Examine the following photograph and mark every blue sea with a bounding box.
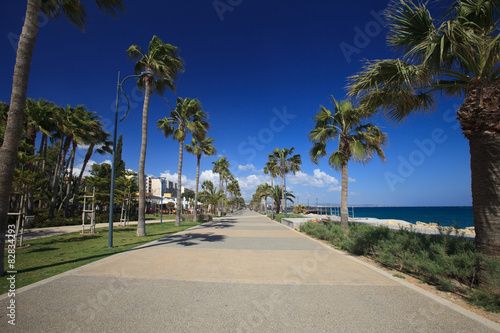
[351,206,474,229]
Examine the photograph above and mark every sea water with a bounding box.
[351,206,473,229]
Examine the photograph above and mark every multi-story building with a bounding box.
[144,176,182,198]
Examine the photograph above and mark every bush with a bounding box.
[300,220,500,312]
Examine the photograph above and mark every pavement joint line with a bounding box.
[285,224,500,332]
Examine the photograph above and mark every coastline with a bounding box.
[285,214,476,239]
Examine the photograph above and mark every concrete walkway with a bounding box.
[2,209,499,332]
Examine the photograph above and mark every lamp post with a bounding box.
[284,173,288,218]
[160,177,165,224]
[108,71,152,249]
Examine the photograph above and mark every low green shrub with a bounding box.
[300,221,500,313]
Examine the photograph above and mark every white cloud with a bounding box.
[288,169,340,189]
[72,159,111,178]
[237,164,258,172]
[349,177,356,182]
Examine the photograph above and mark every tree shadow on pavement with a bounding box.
[136,232,226,249]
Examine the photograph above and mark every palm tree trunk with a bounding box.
[218,174,223,215]
[0,0,41,276]
[137,80,152,237]
[270,177,274,215]
[176,139,184,226]
[281,175,285,213]
[340,162,349,230]
[469,135,500,287]
[70,144,94,217]
[194,154,201,222]
[48,136,71,220]
[63,141,77,217]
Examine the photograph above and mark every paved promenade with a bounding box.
[2,210,499,332]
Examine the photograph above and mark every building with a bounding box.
[144,176,183,198]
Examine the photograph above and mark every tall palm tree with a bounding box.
[267,185,295,215]
[69,121,111,217]
[127,35,184,236]
[309,96,387,230]
[0,0,125,276]
[199,186,225,215]
[264,159,279,214]
[269,147,302,214]
[157,97,208,226]
[48,105,89,220]
[212,156,230,213]
[185,135,216,222]
[347,0,500,263]
[24,98,57,213]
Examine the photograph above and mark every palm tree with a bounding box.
[48,105,88,220]
[269,147,302,214]
[264,159,279,215]
[24,98,57,213]
[0,0,125,276]
[69,122,111,217]
[199,186,225,215]
[212,156,230,214]
[185,135,216,222]
[267,185,295,215]
[127,35,184,236]
[347,0,500,263]
[157,97,208,226]
[309,96,387,230]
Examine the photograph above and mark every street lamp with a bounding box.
[108,71,153,249]
[160,177,165,224]
[284,173,288,218]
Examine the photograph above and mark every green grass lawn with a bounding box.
[1,221,200,294]
[145,214,176,221]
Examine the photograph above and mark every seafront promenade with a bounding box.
[1,209,498,332]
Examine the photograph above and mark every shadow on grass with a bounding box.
[28,247,59,253]
[18,252,115,274]
[32,234,101,246]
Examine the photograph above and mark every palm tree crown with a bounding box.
[185,134,216,221]
[126,35,184,95]
[269,147,302,213]
[347,0,500,263]
[309,96,387,230]
[158,97,208,226]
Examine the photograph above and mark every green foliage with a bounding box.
[293,204,307,214]
[300,221,500,312]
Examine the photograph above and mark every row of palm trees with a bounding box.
[251,147,302,214]
[0,0,127,276]
[0,98,112,220]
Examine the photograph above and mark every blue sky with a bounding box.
[1,0,471,206]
